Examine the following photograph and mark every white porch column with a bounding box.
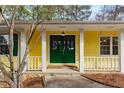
[20,30,27,71]
[42,31,46,73]
[80,31,84,73]
[120,31,124,73]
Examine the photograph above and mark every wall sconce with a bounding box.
[61,31,65,36]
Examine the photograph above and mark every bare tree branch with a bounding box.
[0,7,10,28]
[29,23,44,52]
[27,21,42,44]
[18,21,42,74]
[0,62,11,68]
[8,6,18,82]
[0,61,13,82]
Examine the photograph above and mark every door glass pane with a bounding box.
[0,35,9,54]
[0,35,9,44]
[113,37,118,45]
[52,40,61,50]
[100,37,110,55]
[100,37,110,45]
[100,46,110,55]
[113,46,118,55]
[112,37,118,55]
[64,41,67,49]
[69,40,74,50]
[52,41,58,50]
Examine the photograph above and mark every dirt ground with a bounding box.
[0,81,11,88]
[83,73,124,88]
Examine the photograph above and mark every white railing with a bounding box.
[26,56,120,72]
[84,56,120,71]
[27,56,42,71]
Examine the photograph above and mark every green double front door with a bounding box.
[50,35,75,64]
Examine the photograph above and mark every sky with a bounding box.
[90,5,102,20]
[92,5,101,12]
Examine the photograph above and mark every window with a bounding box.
[112,37,118,55]
[0,35,9,54]
[100,36,118,55]
[0,34,18,56]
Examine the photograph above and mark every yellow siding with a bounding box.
[84,32,99,56]
[1,56,18,71]
[29,31,41,56]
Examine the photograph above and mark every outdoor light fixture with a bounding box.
[61,31,65,36]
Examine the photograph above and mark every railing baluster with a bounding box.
[99,57,101,70]
[35,56,36,70]
[90,57,92,70]
[27,56,29,70]
[28,57,30,70]
[104,57,106,70]
[93,56,95,70]
[112,57,114,71]
[115,57,116,70]
[115,57,117,71]
[86,57,88,70]
[87,58,90,69]
[31,57,33,70]
[111,57,113,71]
[38,57,39,70]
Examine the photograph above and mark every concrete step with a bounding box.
[44,68,81,82]
[44,73,81,83]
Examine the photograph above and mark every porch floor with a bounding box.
[46,68,79,74]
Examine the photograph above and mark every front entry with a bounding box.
[50,35,75,64]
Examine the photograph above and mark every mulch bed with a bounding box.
[0,81,11,88]
[82,73,124,88]
[22,76,44,88]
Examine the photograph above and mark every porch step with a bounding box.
[44,68,81,82]
[45,73,80,77]
[46,68,79,74]
[44,73,81,84]
[45,68,80,81]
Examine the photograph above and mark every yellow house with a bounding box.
[0,21,124,73]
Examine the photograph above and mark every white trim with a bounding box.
[120,31,124,73]
[20,31,26,62]
[42,31,46,73]
[80,31,84,73]
[20,30,27,71]
[17,32,20,69]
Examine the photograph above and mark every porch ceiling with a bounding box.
[0,21,124,32]
[43,24,124,32]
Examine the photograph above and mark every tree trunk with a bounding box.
[9,5,18,87]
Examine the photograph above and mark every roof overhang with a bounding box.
[0,21,124,32]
